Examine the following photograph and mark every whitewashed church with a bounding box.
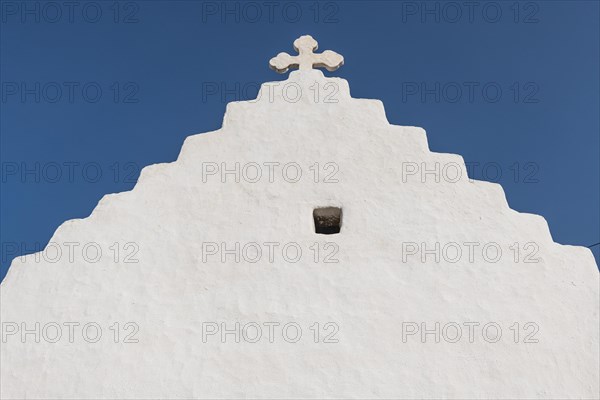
[1,36,598,399]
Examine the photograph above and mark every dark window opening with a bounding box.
[313,207,342,234]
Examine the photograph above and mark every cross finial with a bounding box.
[269,35,344,74]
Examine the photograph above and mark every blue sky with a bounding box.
[1,0,598,280]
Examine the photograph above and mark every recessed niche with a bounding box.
[313,207,342,234]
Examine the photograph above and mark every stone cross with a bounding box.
[269,35,344,74]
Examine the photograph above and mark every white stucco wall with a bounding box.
[1,70,598,399]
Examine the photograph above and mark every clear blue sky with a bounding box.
[1,0,598,280]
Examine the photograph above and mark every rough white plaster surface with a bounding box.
[1,69,598,399]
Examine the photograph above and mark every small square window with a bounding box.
[313,207,342,234]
